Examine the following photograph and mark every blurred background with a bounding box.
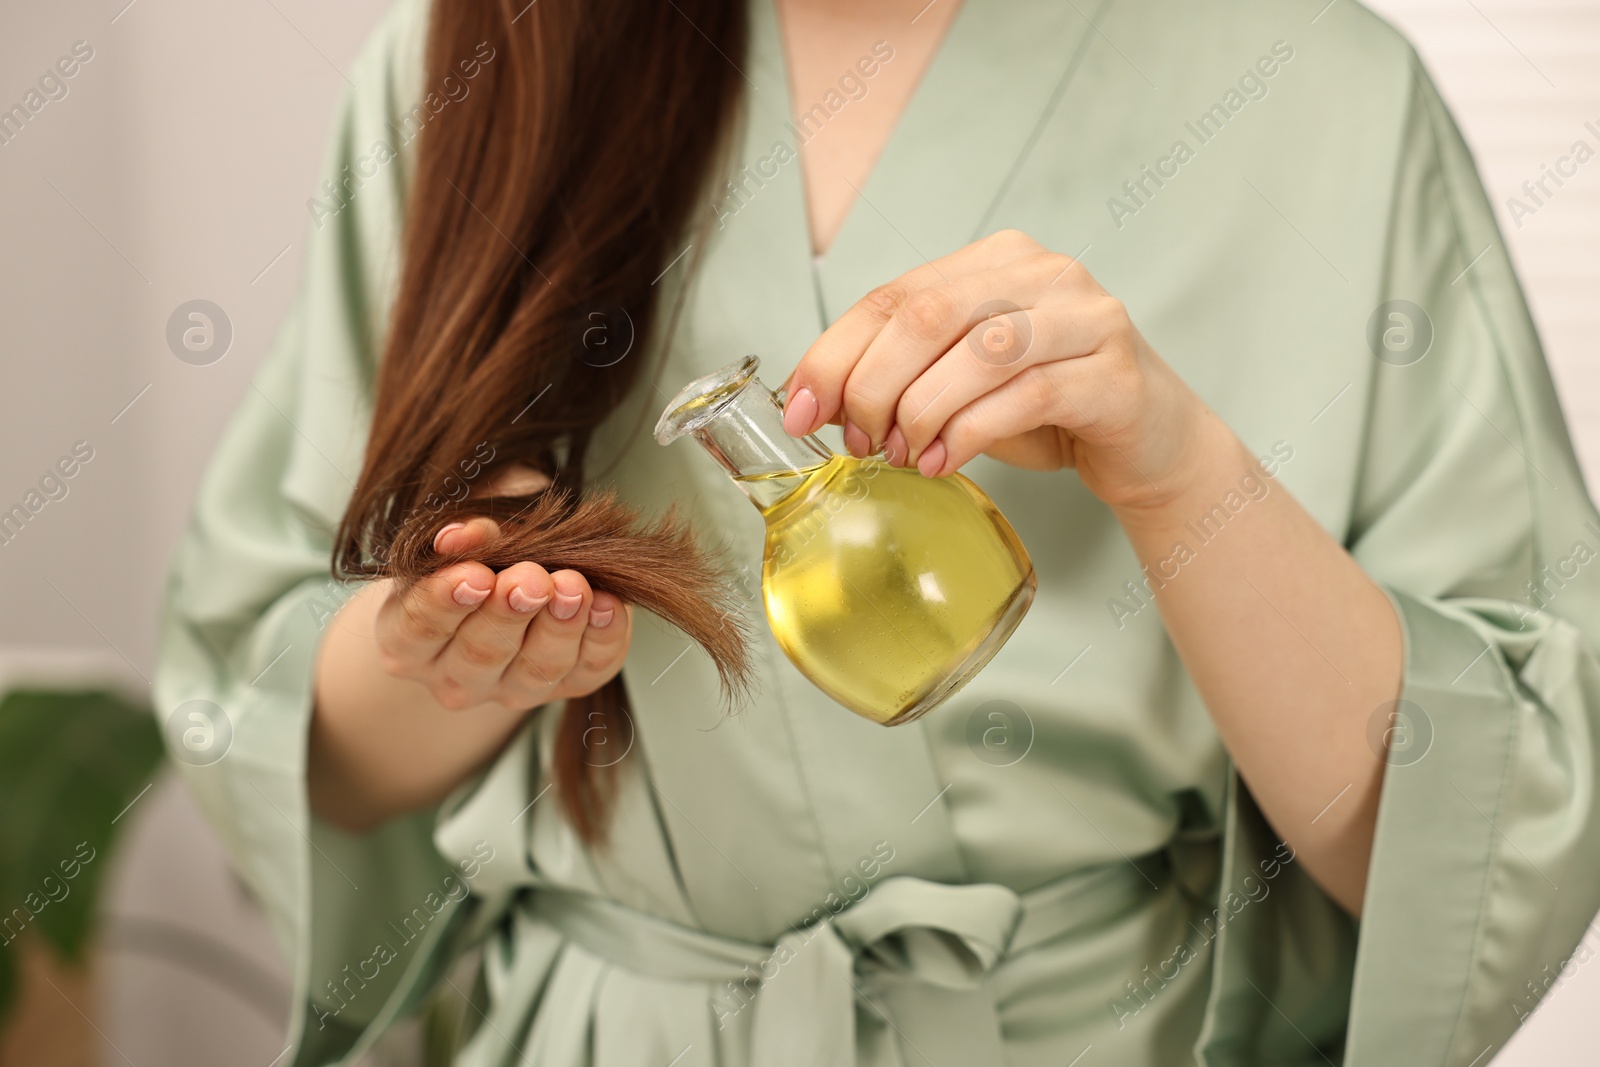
[0,0,1596,1063]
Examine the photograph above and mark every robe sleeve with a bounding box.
[1196,51,1600,1067]
[149,2,478,1063]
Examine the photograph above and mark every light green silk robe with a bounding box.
[153,0,1600,1063]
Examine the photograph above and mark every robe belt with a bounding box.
[518,845,1199,1066]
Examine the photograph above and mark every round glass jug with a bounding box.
[655,355,1036,725]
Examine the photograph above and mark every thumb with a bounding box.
[433,515,501,554]
[433,462,551,554]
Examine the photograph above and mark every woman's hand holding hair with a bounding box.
[310,465,632,833]
[379,466,632,715]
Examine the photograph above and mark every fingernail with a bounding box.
[550,592,582,621]
[783,386,819,436]
[884,425,907,466]
[433,522,466,552]
[509,586,549,614]
[843,419,870,459]
[917,440,947,478]
[589,606,615,629]
[453,580,491,607]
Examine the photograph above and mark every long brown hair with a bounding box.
[333,0,751,841]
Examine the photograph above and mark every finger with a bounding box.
[782,230,1044,438]
[892,290,1124,466]
[553,593,633,697]
[838,254,1069,453]
[434,562,554,703]
[884,424,911,467]
[433,515,501,555]
[377,559,499,668]
[475,463,551,499]
[501,569,593,693]
[921,364,1072,476]
[374,512,503,669]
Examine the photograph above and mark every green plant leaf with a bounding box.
[0,689,163,971]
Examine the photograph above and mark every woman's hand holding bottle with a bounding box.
[780,228,1400,913]
[780,227,1239,522]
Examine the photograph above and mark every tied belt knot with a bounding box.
[514,846,1203,1066]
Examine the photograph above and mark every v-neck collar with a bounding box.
[647,0,1112,902]
[742,0,1107,329]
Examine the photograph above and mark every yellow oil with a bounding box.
[741,455,1036,725]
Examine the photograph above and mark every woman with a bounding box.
[154,0,1600,1063]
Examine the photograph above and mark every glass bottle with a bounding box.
[654,355,1036,726]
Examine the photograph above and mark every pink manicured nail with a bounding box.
[783,386,819,436]
[433,522,466,552]
[452,580,491,607]
[589,606,615,629]
[917,440,947,478]
[508,586,549,614]
[884,426,907,466]
[842,420,870,459]
[549,592,583,621]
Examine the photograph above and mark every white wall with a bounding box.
[0,0,390,668]
[1,0,1596,1063]
[1364,0,1600,489]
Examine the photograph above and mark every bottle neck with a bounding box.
[694,382,832,509]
